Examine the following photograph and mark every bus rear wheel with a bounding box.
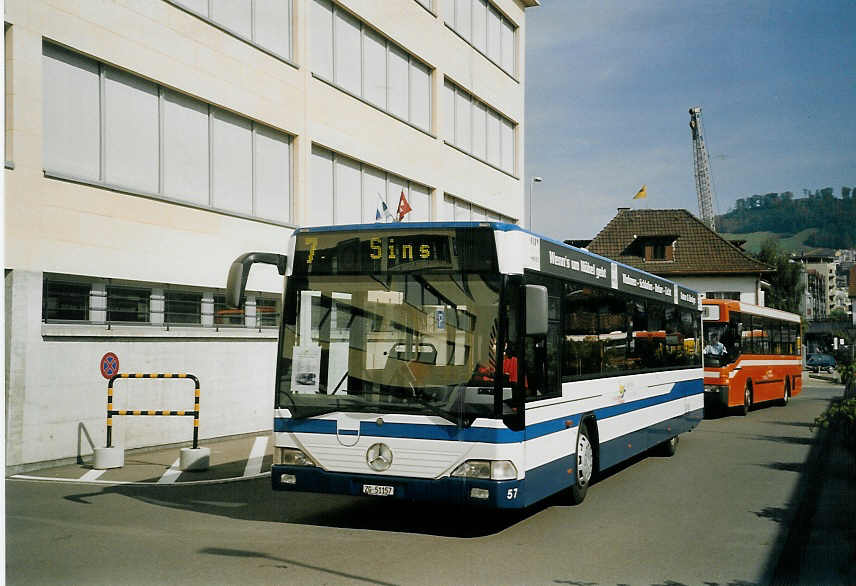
[740,382,753,416]
[779,377,791,406]
[569,423,594,505]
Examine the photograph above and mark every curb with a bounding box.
[769,418,830,584]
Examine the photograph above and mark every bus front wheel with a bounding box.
[569,423,594,505]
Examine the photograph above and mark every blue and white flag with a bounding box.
[376,193,393,222]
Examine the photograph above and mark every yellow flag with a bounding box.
[633,185,647,199]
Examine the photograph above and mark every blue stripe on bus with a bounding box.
[295,221,507,234]
[273,415,579,443]
[273,417,526,443]
[593,378,702,421]
[273,378,701,443]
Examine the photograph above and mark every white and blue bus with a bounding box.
[227,222,703,508]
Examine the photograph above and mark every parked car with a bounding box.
[807,353,836,373]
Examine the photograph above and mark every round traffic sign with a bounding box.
[100,352,120,379]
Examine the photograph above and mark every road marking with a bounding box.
[157,458,182,484]
[243,436,269,477]
[79,469,106,482]
[10,471,269,486]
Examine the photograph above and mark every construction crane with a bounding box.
[689,106,717,231]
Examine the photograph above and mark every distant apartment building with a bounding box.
[4,0,538,471]
[850,265,856,325]
[800,251,849,320]
[803,268,826,321]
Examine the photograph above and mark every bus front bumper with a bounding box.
[704,384,730,407]
[271,465,526,508]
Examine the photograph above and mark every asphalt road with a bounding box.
[6,378,842,585]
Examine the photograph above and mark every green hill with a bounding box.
[720,229,818,255]
[716,189,856,249]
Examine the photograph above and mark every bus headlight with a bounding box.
[451,460,517,481]
[277,447,315,466]
[704,384,729,394]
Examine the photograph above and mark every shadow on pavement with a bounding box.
[746,433,816,446]
[198,547,398,585]
[61,476,555,538]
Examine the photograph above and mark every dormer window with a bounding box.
[620,235,676,262]
[646,242,673,261]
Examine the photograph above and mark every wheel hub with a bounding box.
[577,433,593,487]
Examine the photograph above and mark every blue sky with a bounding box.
[524,0,856,240]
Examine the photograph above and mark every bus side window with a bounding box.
[729,311,742,355]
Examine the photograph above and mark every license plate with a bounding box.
[362,484,394,497]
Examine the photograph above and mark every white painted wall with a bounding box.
[5,271,276,471]
[674,275,763,306]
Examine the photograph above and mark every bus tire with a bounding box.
[778,377,791,406]
[569,423,594,505]
[740,381,753,416]
[655,434,679,457]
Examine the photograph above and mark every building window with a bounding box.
[43,277,90,321]
[171,0,293,61]
[42,274,279,329]
[443,0,517,76]
[440,193,515,224]
[256,297,281,328]
[107,285,150,323]
[443,79,516,175]
[645,243,672,261]
[5,22,13,168]
[310,145,431,226]
[42,42,292,225]
[214,294,244,325]
[706,291,740,301]
[635,237,675,262]
[311,0,432,132]
[165,290,202,325]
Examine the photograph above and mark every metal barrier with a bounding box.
[106,373,200,449]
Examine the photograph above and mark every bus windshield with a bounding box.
[276,228,505,425]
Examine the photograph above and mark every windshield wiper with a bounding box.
[285,394,369,419]
[330,370,348,395]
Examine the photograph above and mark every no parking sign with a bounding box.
[100,352,120,379]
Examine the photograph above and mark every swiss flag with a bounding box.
[397,190,412,221]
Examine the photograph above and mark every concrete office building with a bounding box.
[4,0,537,471]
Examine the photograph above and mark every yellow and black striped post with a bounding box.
[106,373,201,449]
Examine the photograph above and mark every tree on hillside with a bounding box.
[717,187,856,249]
[757,238,804,314]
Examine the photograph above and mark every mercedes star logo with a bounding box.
[366,443,393,472]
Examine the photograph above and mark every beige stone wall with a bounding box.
[4,0,532,468]
[5,0,527,288]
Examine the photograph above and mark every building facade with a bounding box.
[800,252,836,320]
[4,0,537,471]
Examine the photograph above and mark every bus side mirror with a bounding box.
[226,252,288,308]
[525,285,548,336]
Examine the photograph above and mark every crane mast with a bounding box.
[689,107,716,231]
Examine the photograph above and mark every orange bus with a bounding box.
[702,299,802,414]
